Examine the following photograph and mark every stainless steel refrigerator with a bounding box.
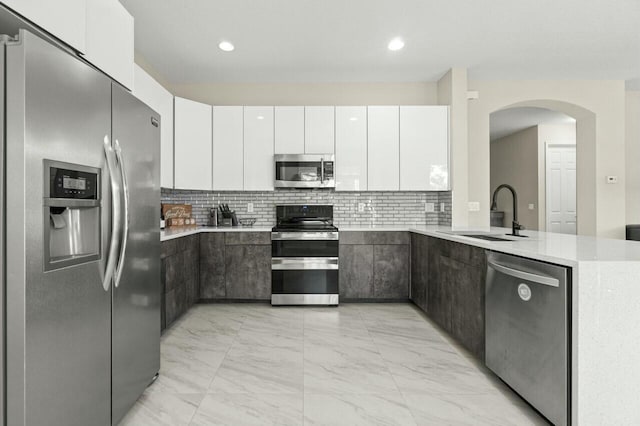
[0,29,161,425]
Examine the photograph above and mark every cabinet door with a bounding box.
[174,97,212,190]
[244,106,274,191]
[368,106,399,190]
[335,106,367,191]
[275,106,304,154]
[225,245,271,299]
[400,106,449,190]
[410,233,429,312]
[133,65,174,188]
[4,0,86,52]
[213,106,244,190]
[84,0,134,89]
[304,106,335,154]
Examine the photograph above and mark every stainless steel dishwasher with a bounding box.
[485,251,570,426]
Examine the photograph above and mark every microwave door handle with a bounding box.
[320,158,324,183]
[113,139,129,288]
[102,136,122,292]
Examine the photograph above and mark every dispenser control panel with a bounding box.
[49,167,98,199]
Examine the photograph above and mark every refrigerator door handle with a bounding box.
[102,135,122,291]
[113,139,129,288]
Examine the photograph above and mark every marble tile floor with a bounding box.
[120,303,548,426]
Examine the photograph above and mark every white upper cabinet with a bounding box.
[274,106,304,154]
[83,0,134,90]
[399,106,449,191]
[244,107,274,191]
[133,65,174,188]
[367,106,399,191]
[304,106,335,154]
[213,106,244,190]
[335,106,367,191]
[174,97,212,190]
[3,0,87,52]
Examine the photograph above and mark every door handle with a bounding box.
[102,136,121,292]
[487,260,559,287]
[113,139,129,288]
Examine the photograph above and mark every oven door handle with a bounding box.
[272,257,339,270]
[271,232,339,241]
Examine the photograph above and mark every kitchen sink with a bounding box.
[459,234,512,242]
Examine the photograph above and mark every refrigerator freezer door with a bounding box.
[0,38,5,423]
[111,84,161,425]
[4,31,112,426]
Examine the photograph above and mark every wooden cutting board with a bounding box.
[162,204,192,220]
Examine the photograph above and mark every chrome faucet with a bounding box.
[491,184,526,237]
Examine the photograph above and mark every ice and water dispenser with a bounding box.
[44,160,101,271]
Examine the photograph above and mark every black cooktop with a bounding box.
[272,205,338,232]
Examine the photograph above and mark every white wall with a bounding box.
[170,82,438,106]
[467,80,626,238]
[537,123,576,231]
[490,126,539,230]
[437,68,468,227]
[626,91,640,225]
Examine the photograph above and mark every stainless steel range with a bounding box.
[271,205,339,306]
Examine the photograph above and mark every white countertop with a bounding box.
[161,226,273,241]
[161,224,640,265]
[407,225,640,267]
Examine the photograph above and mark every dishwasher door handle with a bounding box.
[488,260,559,287]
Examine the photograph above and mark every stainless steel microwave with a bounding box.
[274,154,335,188]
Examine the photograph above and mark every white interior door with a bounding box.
[546,144,577,234]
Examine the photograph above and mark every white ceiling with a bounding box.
[490,107,575,141]
[121,0,640,85]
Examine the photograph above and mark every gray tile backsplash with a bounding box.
[161,188,452,227]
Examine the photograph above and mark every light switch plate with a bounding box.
[440,203,446,212]
[358,203,365,212]
[425,202,435,212]
[468,201,480,212]
[528,203,535,210]
[247,202,254,213]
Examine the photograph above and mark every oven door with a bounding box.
[274,154,335,188]
[271,258,339,305]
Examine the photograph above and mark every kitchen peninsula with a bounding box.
[162,225,640,425]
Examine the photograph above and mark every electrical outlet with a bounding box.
[468,201,480,212]
[606,176,618,184]
[247,202,254,213]
[528,203,535,210]
[440,203,446,212]
[358,203,365,212]
[425,202,435,213]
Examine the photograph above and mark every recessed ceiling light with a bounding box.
[388,37,405,51]
[349,117,358,121]
[257,115,264,120]
[218,41,234,52]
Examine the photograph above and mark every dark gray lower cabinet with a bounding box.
[225,244,271,299]
[161,234,200,332]
[200,231,271,301]
[340,231,409,301]
[373,245,409,298]
[199,233,226,299]
[410,233,429,312]
[339,245,374,299]
[410,234,487,361]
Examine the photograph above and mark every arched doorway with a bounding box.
[489,106,577,234]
